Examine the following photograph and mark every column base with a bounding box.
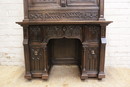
[42,72,49,80]
[80,71,88,80]
[98,72,105,80]
[25,73,32,80]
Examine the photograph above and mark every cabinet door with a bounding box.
[86,46,99,71]
[30,45,44,72]
[30,0,59,7]
[67,0,99,7]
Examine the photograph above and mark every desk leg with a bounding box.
[81,44,88,80]
[42,44,49,80]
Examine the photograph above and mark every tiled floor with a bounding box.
[0,65,130,87]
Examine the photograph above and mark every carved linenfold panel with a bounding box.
[30,47,43,71]
[44,25,82,42]
[86,47,99,71]
[84,25,100,42]
[29,10,98,21]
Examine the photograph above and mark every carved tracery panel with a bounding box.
[29,10,99,21]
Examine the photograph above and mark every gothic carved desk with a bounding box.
[16,0,112,80]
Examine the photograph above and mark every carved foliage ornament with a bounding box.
[30,26,42,42]
[44,25,82,42]
[31,48,42,60]
[29,25,100,43]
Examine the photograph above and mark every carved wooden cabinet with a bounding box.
[16,0,112,80]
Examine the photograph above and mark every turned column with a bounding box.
[99,0,105,20]
[23,0,29,21]
[23,25,32,79]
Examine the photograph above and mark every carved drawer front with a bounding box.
[30,45,44,72]
[85,46,99,71]
[84,25,100,42]
[29,10,99,21]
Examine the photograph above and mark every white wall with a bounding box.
[105,0,130,68]
[0,0,130,68]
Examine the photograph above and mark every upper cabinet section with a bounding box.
[29,0,99,7]
[24,0,105,21]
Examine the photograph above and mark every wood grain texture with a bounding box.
[0,66,130,87]
[16,0,112,80]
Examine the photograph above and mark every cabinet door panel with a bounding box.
[67,0,98,6]
[32,0,57,3]
[30,0,59,7]
[86,46,99,71]
[30,46,44,72]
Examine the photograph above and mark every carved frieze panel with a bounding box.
[84,25,100,42]
[29,26,43,42]
[29,25,82,43]
[44,25,82,42]
[29,10,98,21]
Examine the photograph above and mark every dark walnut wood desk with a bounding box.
[16,0,112,80]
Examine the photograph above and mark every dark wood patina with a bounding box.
[16,0,112,80]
